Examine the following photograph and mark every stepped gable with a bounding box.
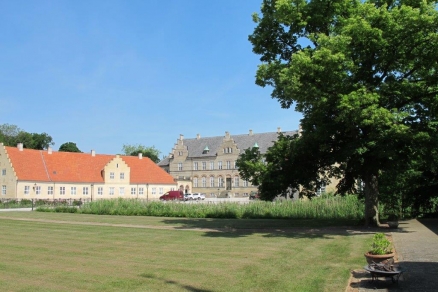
[5,146,50,181]
[182,130,297,158]
[121,155,175,184]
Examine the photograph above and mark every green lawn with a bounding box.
[0,212,371,292]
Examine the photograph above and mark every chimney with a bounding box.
[277,127,281,133]
[180,134,184,141]
[249,129,253,136]
[138,153,143,159]
[48,146,52,154]
[17,143,23,151]
[91,150,95,157]
[196,134,200,140]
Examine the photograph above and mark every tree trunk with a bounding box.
[363,173,380,227]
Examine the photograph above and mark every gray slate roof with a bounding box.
[158,130,297,166]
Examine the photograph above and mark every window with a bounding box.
[35,186,41,195]
[226,161,231,169]
[243,180,248,187]
[109,187,115,195]
[48,186,53,195]
[218,177,224,188]
[234,177,239,187]
[98,187,103,196]
[210,161,214,170]
[120,172,125,180]
[24,186,30,195]
[71,187,76,195]
[178,151,183,156]
[234,161,237,169]
[131,187,136,195]
[218,161,222,170]
[119,187,125,196]
[159,187,163,195]
[110,172,115,179]
[60,186,65,195]
[1,169,6,176]
[193,162,198,170]
[2,185,6,195]
[178,163,183,171]
[202,162,206,170]
[202,177,206,187]
[151,188,156,195]
[193,177,198,187]
[224,147,233,154]
[83,187,89,195]
[139,187,144,195]
[210,176,214,187]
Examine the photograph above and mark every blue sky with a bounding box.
[0,0,302,157]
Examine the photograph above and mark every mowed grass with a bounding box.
[0,212,371,292]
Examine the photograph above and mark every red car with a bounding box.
[159,191,184,201]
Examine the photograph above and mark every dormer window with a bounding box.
[223,147,232,154]
[203,146,209,154]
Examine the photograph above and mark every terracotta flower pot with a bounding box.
[364,252,395,265]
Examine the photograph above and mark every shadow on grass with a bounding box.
[159,217,383,239]
[139,272,214,292]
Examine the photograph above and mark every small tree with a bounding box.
[121,144,161,163]
[59,142,81,153]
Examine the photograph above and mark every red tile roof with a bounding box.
[5,146,175,184]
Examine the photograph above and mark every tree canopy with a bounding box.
[59,142,82,153]
[121,144,161,163]
[0,123,54,150]
[248,0,438,225]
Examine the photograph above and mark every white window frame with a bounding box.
[202,177,206,188]
[110,172,115,179]
[234,177,239,187]
[202,162,206,170]
[120,172,125,180]
[35,186,41,195]
[193,162,198,170]
[226,161,231,169]
[139,187,144,195]
[71,187,76,195]
[98,187,103,196]
[210,161,214,170]
[131,187,136,195]
[193,177,198,188]
[1,169,6,176]
[178,163,183,171]
[1,185,6,195]
[159,187,163,195]
[151,187,156,195]
[119,187,125,196]
[218,177,224,188]
[218,161,222,170]
[60,186,65,195]
[243,180,248,187]
[48,186,53,195]
[109,187,115,196]
[210,176,214,187]
[24,186,30,195]
[83,187,89,195]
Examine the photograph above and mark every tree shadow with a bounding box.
[418,218,438,236]
[139,272,214,292]
[159,217,386,239]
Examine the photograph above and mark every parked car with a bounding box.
[191,193,205,200]
[184,193,194,201]
[159,191,184,201]
[249,191,260,200]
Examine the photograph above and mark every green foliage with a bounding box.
[370,233,392,255]
[59,142,81,152]
[122,144,161,163]
[0,123,54,149]
[248,0,438,225]
[44,196,364,221]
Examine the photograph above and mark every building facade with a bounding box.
[0,143,177,201]
[159,128,300,197]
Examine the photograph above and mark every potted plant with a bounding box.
[387,213,399,229]
[364,233,395,265]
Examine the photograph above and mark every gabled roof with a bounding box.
[158,130,297,165]
[4,146,175,184]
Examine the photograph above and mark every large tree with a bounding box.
[249,0,438,225]
[121,144,161,163]
[0,123,54,149]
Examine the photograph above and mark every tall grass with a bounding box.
[37,195,364,220]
